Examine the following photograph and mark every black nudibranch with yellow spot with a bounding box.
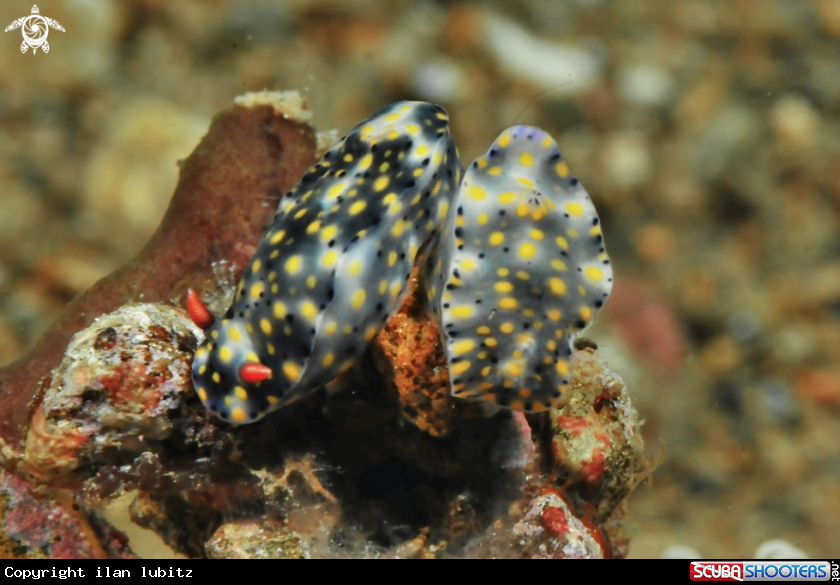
[187,103,612,424]
[189,101,461,423]
[429,125,613,413]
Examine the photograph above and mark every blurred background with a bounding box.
[1,0,839,558]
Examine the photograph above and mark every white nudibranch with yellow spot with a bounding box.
[188,101,461,423]
[188,105,612,424]
[429,125,613,412]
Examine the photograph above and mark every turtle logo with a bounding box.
[5,5,65,55]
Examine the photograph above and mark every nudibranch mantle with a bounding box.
[189,102,612,424]
[430,125,613,412]
[190,101,461,423]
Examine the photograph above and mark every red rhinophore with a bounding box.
[186,289,214,330]
[239,363,272,384]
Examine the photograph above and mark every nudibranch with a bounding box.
[429,125,613,412]
[188,101,461,423]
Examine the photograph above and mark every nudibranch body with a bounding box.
[190,101,461,423]
[430,125,613,412]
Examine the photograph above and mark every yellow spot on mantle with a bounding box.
[301,301,318,321]
[451,360,471,375]
[450,306,473,319]
[351,289,366,310]
[548,278,567,296]
[321,224,337,241]
[565,202,584,216]
[270,230,286,245]
[518,242,536,259]
[498,191,515,205]
[285,255,302,275]
[306,219,322,234]
[283,361,301,381]
[348,201,367,216]
[585,266,604,280]
[322,250,338,267]
[499,297,518,310]
[452,340,475,355]
[469,186,486,201]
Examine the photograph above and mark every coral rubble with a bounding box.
[24,304,201,483]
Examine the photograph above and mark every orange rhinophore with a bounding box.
[186,289,215,330]
[239,363,273,384]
